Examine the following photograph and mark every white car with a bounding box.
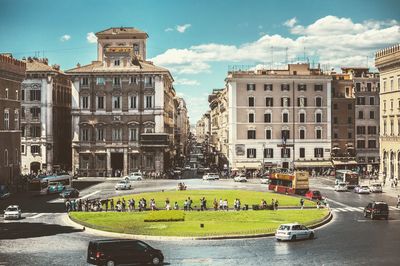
[370,183,383,193]
[334,182,348,192]
[115,180,132,190]
[4,205,22,220]
[203,173,220,180]
[124,172,143,181]
[354,185,370,194]
[234,175,247,182]
[275,223,315,241]
[260,178,270,184]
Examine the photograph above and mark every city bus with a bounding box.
[335,170,359,189]
[28,173,73,195]
[268,171,309,195]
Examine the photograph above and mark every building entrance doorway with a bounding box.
[282,162,289,169]
[111,153,123,177]
[30,162,40,174]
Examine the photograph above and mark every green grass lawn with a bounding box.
[108,190,316,209]
[70,209,328,237]
[70,190,328,237]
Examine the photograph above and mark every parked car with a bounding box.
[305,190,322,200]
[354,185,370,194]
[124,172,143,181]
[370,183,383,193]
[203,173,220,180]
[234,175,247,182]
[4,205,22,220]
[60,188,80,199]
[115,180,132,190]
[334,182,348,192]
[364,201,389,220]
[275,223,315,241]
[87,239,164,265]
[260,178,270,184]
[0,191,11,199]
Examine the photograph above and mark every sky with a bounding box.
[1,0,400,123]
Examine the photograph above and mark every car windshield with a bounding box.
[314,191,321,195]
[6,207,18,211]
[375,204,388,210]
[373,184,381,187]
[278,225,291,230]
[118,181,127,184]
[361,186,369,189]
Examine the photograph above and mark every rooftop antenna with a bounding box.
[270,46,274,70]
[303,47,306,62]
[285,47,288,65]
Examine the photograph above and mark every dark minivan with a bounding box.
[364,201,389,220]
[87,239,164,266]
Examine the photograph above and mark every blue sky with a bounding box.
[1,0,399,123]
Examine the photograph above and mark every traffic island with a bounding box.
[68,190,331,239]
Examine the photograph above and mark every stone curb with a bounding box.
[64,210,332,241]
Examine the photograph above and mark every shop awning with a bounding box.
[295,161,333,168]
[332,160,358,165]
[234,162,261,169]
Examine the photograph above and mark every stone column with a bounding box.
[106,149,111,177]
[123,148,128,176]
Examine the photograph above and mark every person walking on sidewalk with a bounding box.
[397,195,400,208]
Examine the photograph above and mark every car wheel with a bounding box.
[291,235,296,241]
[106,260,115,266]
[152,256,162,265]
[309,233,314,239]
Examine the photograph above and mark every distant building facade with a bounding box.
[375,44,400,183]
[21,58,72,174]
[226,63,332,171]
[0,54,26,191]
[66,27,177,177]
[175,97,190,165]
[196,112,210,143]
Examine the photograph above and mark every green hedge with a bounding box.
[144,210,185,222]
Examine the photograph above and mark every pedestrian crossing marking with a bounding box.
[331,206,398,213]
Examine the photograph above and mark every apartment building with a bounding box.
[21,58,72,174]
[226,63,332,171]
[66,27,177,177]
[0,54,26,192]
[196,112,210,143]
[208,88,229,170]
[375,44,400,183]
[350,68,380,173]
[331,71,357,169]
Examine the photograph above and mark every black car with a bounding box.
[59,188,80,199]
[364,201,389,220]
[87,239,164,266]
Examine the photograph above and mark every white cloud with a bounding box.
[165,27,174,32]
[174,77,200,86]
[86,32,97,43]
[176,24,191,33]
[283,17,297,28]
[151,16,400,74]
[60,34,71,42]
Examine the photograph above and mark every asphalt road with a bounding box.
[1,176,400,266]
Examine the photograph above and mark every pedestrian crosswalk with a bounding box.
[331,206,399,213]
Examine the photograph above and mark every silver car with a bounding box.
[275,223,315,241]
[4,205,22,220]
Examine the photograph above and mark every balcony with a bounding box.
[140,133,169,147]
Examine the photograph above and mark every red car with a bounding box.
[305,190,322,200]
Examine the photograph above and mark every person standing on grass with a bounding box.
[213,198,218,211]
[271,199,275,210]
[174,201,179,210]
[300,198,304,210]
[184,199,188,211]
[188,197,193,211]
[219,198,223,210]
[274,200,279,210]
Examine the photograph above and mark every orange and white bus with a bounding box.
[268,171,309,195]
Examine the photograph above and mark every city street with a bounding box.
[1,176,400,265]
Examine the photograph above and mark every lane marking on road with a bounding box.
[389,206,399,210]
[357,219,400,222]
[349,207,363,212]
[336,208,348,212]
[79,190,101,200]
[326,198,350,208]
[28,213,45,219]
